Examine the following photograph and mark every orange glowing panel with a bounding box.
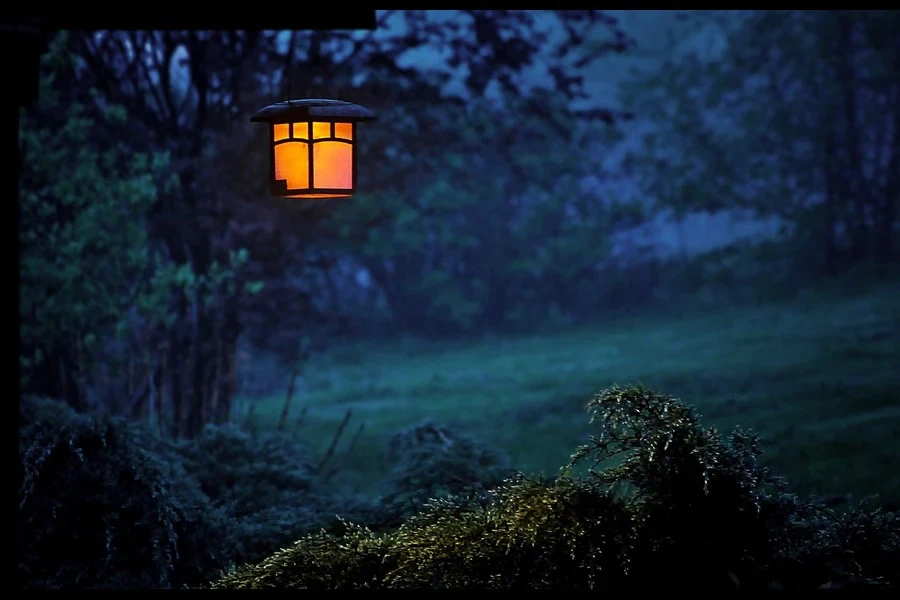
[274,141,309,190]
[313,141,352,189]
[273,123,290,142]
[292,122,309,139]
[312,121,331,139]
[251,99,374,199]
[334,122,353,140]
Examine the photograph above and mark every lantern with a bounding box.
[250,99,376,199]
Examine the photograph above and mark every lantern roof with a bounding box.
[250,99,376,124]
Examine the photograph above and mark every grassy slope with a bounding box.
[240,279,900,506]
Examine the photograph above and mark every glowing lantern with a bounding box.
[250,99,376,199]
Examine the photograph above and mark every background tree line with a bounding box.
[19,10,899,438]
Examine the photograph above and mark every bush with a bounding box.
[19,395,83,432]
[17,396,513,588]
[373,419,514,529]
[20,387,898,590]
[212,386,900,590]
[177,424,345,564]
[18,400,234,589]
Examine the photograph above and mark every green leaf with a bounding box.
[244,280,265,295]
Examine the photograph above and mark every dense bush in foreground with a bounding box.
[18,387,899,589]
[17,397,509,588]
[18,399,232,589]
[213,387,899,590]
[373,419,516,528]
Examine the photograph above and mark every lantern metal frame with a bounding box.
[250,99,376,198]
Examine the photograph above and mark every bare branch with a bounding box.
[316,409,353,476]
[322,422,365,482]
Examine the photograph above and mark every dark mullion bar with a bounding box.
[270,126,277,183]
[351,122,357,190]
[307,120,314,190]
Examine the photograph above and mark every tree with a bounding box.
[623,10,900,277]
[319,11,637,334]
[52,10,636,407]
[20,35,262,432]
[19,35,175,411]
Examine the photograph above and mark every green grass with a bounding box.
[238,279,900,506]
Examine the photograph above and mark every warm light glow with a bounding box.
[334,122,353,140]
[273,123,290,141]
[269,119,356,197]
[312,122,331,139]
[313,141,353,189]
[274,141,309,189]
[253,99,372,199]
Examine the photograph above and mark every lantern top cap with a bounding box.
[250,98,376,124]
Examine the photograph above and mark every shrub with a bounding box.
[212,386,900,590]
[17,398,514,588]
[384,476,637,589]
[177,423,350,565]
[19,395,83,432]
[18,400,233,589]
[374,419,514,527]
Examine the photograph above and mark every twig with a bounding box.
[323,422,365,482]
[277,365,301,432]
[316,409,352,476]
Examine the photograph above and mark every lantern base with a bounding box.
[271,179,353,199]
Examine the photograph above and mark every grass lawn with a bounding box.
[238,278,900,507]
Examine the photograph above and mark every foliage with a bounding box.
[19,395,84,433]
[18,36,172,404]
[17,394,514,588]
[18,34,261,423]
[18,399,233,589]
[20,33,266,431]
[18,380,900,590]
[329,92,638,335]
[623,10,900,277]
[375,419,515,527]
[563,386,793,586]
[213,385,900,590]
[177,424,342,564]
[383,477,636,589]
[40,11,636,428]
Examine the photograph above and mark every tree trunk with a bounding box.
[876,82,900,263]
[155,349,167,435]
[277,365,301,432]
[24,348,82,410]
[876,191,898,263]
[216,321,239,424]
[208,340,221,426]
[169,331,185,438]
[836,12,872,262]
[823,130,840,275]
[57,352,84,411]
[187,326,205,439]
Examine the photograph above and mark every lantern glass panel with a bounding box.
[334,122,353,140]
[274,141,309,189]
[312,122,331,139]
[273,123,290,142]
[313,141,353,189]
